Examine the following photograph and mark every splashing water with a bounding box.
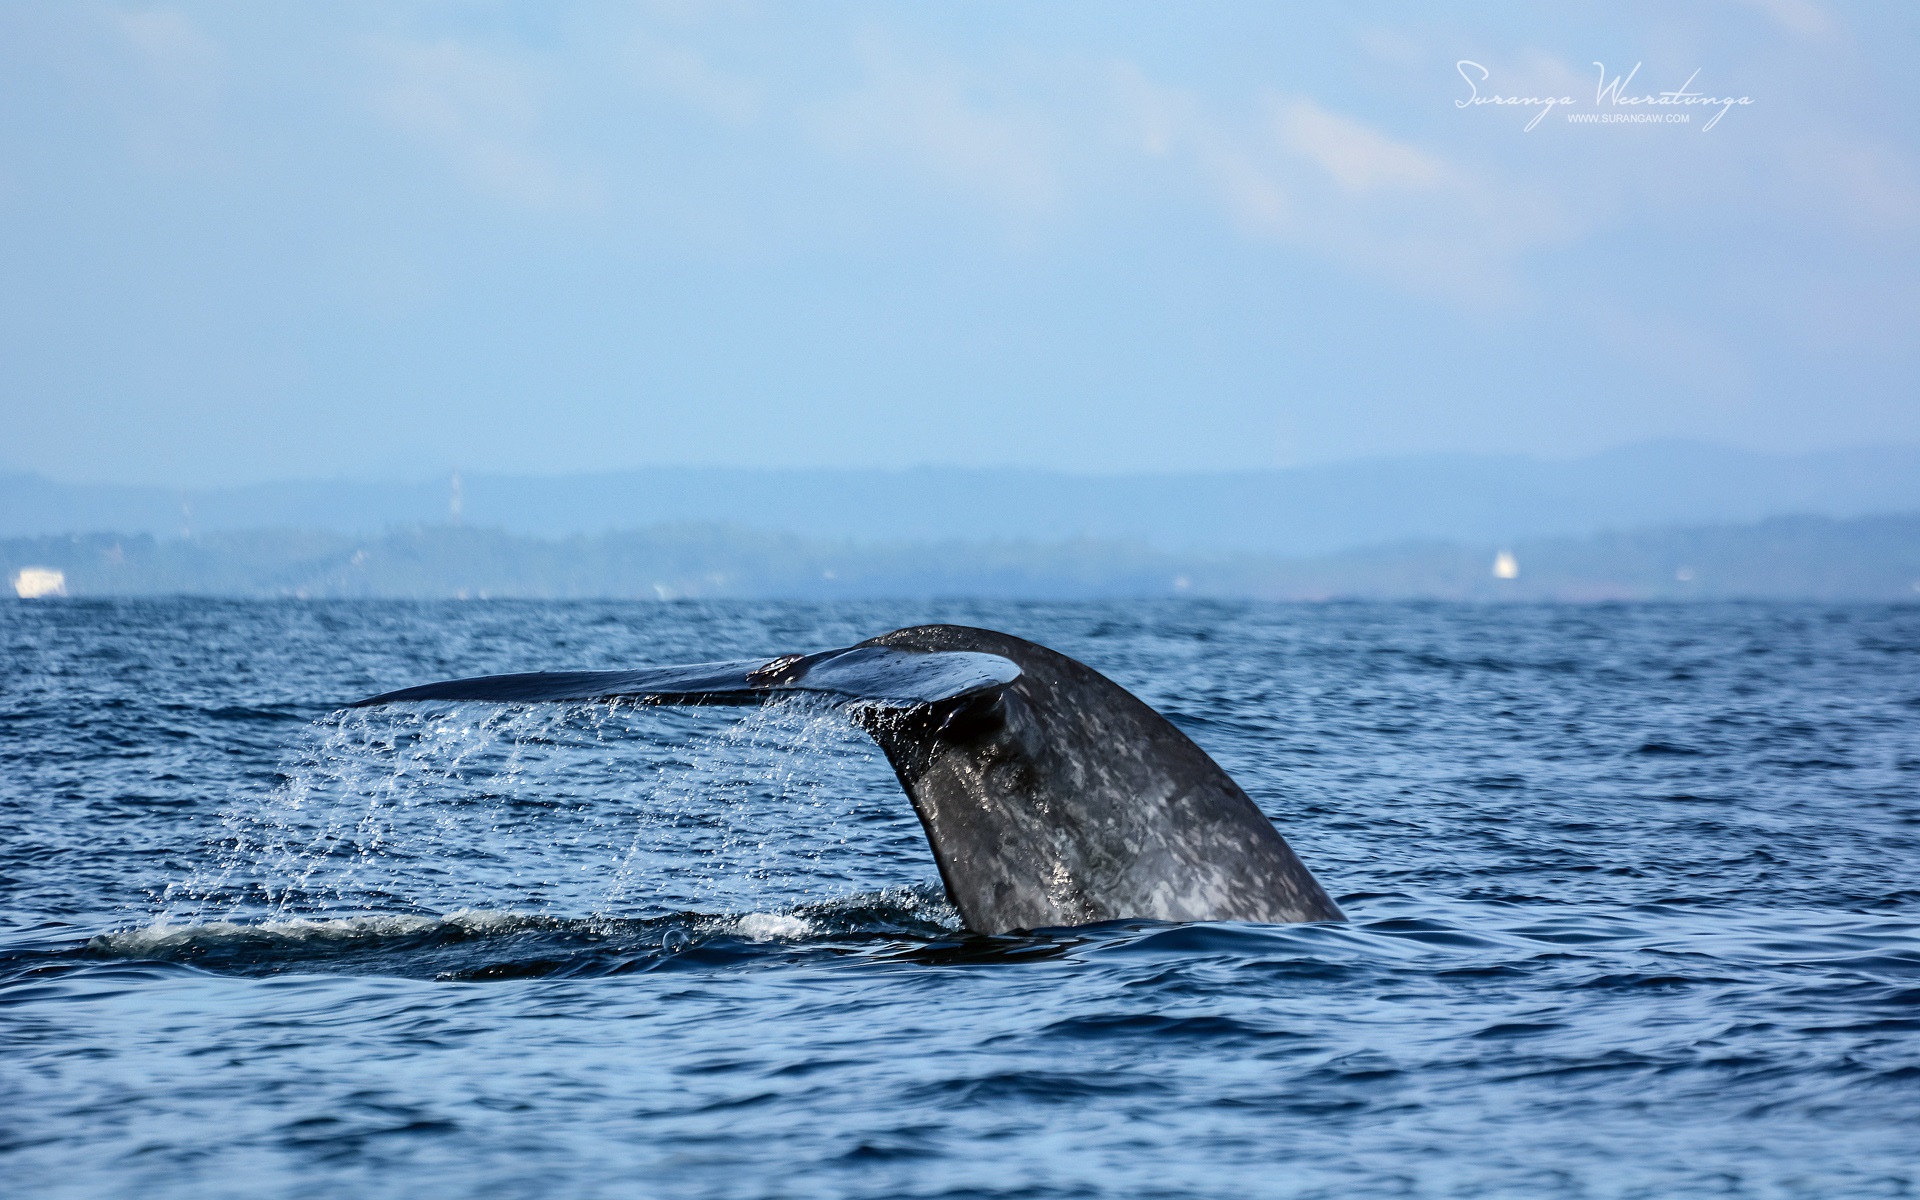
[594,695,914,918]
[152,694,919,930]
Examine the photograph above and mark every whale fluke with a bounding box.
[352,625,1343,934]
[351,644,1021,712]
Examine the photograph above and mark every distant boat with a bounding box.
[12,567,67,598]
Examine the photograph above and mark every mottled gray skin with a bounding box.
[853,625,1344,934]
[352,624,1343,935]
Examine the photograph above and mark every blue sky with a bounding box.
[1,1,1915,485]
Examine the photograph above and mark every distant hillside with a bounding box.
[5,513,1917,602]
[6,442,1920,557]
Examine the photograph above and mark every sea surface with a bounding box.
[3,598,1918,1198]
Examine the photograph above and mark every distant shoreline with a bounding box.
[8,511,1918,602]
[9,442,1920,561]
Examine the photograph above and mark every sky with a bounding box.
[0,1,1916,486]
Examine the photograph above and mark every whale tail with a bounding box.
[352,625,1343,934]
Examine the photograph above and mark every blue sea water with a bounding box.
[3,598,1918,1198]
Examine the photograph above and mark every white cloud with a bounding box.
[805,40,1061,215]
[1207,145,1291,235]
[114,7,224,170]
[118,7,219,79]
[1734,0,1835,40]
[627,32,760,126]
[1107,64,1575,303]
[1278,99,1445,194]
[1356,26,1427,68]
[369,38,600,212]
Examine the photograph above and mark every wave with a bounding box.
[58,891,1920,988]
[72,885,965,980]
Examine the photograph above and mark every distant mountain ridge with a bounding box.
[7,513,1918,602]
[6,442,1920,557]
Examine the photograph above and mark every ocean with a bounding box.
[3,598,1917,1197]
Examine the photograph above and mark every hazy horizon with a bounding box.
[3,434,1918,492]
[10,440,1920,564]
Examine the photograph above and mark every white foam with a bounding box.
[729,912,814,941]
[91,909,541,955]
